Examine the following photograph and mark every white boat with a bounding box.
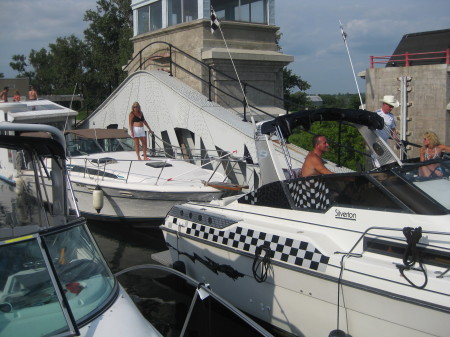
[161,108,450,337]
[65,128,231,223]
[0,99,78,128]
[0,123,161,337]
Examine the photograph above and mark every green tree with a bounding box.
[283,68,311,111]
[9,54,34,79]
[288,93,369,170]
[83,0,133,110]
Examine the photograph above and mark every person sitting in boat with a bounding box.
[419,131,450,177]
[129,102,153,160]
[300,135,333,177]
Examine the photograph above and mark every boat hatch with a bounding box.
[146,161,173,168]
[68,165,120,179]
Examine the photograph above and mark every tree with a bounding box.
[283,68,311,111]
[288,93,369,170]
[83,0,133,110]
[9,54,34,79]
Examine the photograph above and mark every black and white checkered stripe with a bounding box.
[165,216,329,272]
[210,8,220,33]
[288,179,330,210]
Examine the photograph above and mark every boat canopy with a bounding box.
[259,108,385,138]
[65,128,131,139]
[0,123,66,158]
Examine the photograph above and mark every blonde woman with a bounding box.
[128,102,153,160]
[419,131,450,177]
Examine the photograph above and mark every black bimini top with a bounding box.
[0,123,66,159]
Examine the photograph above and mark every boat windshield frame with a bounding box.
[0,219,118,337]
[390,157,450,212]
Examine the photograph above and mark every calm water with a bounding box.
[87,221,288,337]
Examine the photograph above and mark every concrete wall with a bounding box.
[363,64,450,157]
[0,78,29,101]
[129,19,292,112]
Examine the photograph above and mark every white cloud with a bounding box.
[1,0,449,93]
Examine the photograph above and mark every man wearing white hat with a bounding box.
[375,95,400,143]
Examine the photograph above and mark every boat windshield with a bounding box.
[0,222,116,337]
[393,158,450,210]
[67,138,135,156]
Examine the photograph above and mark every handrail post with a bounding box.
[139,51,142,70]
[169,45,173,76]
[370,56,374,68]
[446,48,450,65]
[208,65,212,102]
[405,52,409,67]
[242,83,247,122]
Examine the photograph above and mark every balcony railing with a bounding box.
[370,49,450,68]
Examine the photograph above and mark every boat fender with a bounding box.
[328,329,346,337]
[92,185,104,214]
[173,260,186,274]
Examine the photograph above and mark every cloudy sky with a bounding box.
[1,0,449,94]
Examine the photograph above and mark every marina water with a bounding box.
[87,220,290,337]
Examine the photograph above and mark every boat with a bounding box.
[161,108,450,337]
[64,128,231,223]
[0,99,78,129]
[0,123,161,337]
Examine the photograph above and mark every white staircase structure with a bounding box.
[78,70,344,190]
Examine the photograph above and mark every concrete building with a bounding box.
[360,29,450,157]
[128,0,293,115]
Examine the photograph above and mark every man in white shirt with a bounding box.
[375,95,400,143]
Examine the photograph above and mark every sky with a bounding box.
[1,0,449,94]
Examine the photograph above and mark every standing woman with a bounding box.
[129,102,153,160]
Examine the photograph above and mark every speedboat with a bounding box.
[64,128,230,223]
[0,123,161,337]
[161,108,450,337]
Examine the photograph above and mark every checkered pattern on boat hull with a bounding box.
[165,212,330,272]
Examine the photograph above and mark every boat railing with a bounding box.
[122,41,307,120]
[68,152,253,188]
[115,264,274,337]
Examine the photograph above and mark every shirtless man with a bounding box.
[0,86,9,102]
[300,135,333,177]
[28,86,38,100]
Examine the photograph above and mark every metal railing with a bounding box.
[370,49,450,68]
[123,41,303,121]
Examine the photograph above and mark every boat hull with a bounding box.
[73,182,223,223]
[162,207,450,337]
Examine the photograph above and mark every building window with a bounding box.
[168,0,198,27]
[212,0,267,23]
[137,1,162,34]
[150,1,163,31]
[137,6,150,34]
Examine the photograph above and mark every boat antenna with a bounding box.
[64,82,78,132]
[211,7,251,119]
[339,21,364,108]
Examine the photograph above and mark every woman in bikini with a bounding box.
[419,131,450,177]
[129,102,153,160]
